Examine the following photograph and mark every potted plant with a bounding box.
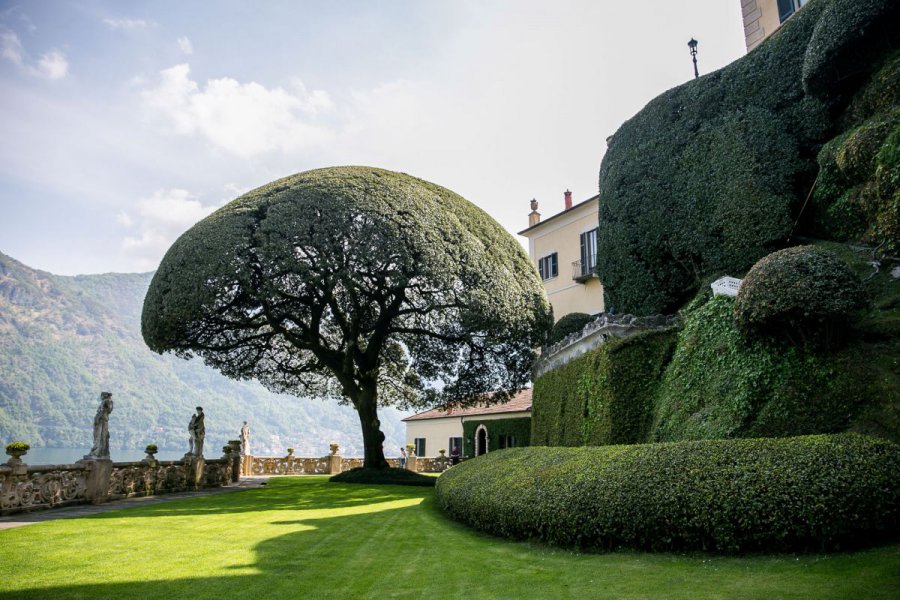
[222,445,233,455]
[406,443,415,456]
[5,441,29,460]
[329,443,339,456]
[286,447,295,457]
[439,449,446,456]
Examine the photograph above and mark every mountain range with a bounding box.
[0,251,408,458]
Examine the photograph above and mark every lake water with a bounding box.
[19,447,188,465]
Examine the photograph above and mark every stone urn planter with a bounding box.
[286,448,295,458]
[5,441,29,462]
[329,443,339,456]
[143,444,159,462]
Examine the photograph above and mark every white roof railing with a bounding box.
[711,276,743,297]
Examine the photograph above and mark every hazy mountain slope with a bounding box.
[0,251,408,456]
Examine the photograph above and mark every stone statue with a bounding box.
[240,421,250,455]
[86,392,113,459]
[187,406,205,458]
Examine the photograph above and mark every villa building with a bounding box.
[402,389,532,459]
[742,0,809,51]
[518,191,604,321]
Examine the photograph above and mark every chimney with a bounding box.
[528,199,541,227]
[564,189,573,210]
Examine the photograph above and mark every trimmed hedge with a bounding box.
[531,329,677,446]
[548,312,593,345]
[808,51,900,252]
[435,434,900,553]
[329,467,435,487]
[734,245,867,344]
[597,0,899,315]
[462,417,531,459]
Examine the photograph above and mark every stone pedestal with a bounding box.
[406,452,418,473]
[5,457,27,476]
[79,458,113,504]
[231,453,241,482]
[328,454,342,475]
[185,456,205,490]
[241,454,252,477]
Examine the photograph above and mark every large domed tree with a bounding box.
[142,167,552,469]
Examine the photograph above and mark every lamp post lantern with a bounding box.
[688,38,699,79]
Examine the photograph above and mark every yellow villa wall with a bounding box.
[742,0,806,51]
[521,199,604,322]
[404,411,531,457]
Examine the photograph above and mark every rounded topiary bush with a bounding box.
[330,467,435,487]
[548,312,594,345]
[435,434,900,553]
[734,246,867,343]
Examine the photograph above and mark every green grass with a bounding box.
[0,477,898,599]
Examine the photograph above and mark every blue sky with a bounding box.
[0,1,745,274]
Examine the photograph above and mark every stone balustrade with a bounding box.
[0,463,89,513]
[534,312,679,377]
[243,454,453,476]
[0,456,233,516]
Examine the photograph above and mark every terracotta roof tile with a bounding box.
[402,389,532,421]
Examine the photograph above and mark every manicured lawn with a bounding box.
[0,477,897,599]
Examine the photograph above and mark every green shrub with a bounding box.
[801,0,900,97]
[548,313,594,345]
[597,0,898,315]
[435,434,900,553]
[145,444,158,453]
[222,445,233,454]
[462,417,531,459]
[329,467,435,487]
[531,329,677,446]
[734,246,867,344]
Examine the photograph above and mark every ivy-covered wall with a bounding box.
[462,417,532,459]
[531,329,677,447]
[654,295,867,441]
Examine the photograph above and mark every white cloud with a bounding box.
[119,188,222,269]
[1,30,67,79]
[103,18,150,31]
[1,29,23,65]
[35,50,67,79]
[177,36,193,55]
[141,63,334,157]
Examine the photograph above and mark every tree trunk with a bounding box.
[354,386,389,469]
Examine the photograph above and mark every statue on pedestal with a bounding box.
[187,406,205,458]
[85,392,113,460]
[240,421,250,455]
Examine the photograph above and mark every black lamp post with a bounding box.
[688,38,699,79]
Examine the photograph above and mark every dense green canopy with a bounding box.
[142,167,551,467]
